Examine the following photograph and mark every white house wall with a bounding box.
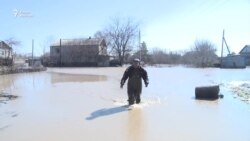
[0,48,4,58]
[0,48,6,58]
[0,48,12,59]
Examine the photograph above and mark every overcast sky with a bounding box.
[0,0,249,56]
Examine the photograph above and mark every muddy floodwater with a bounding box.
[0,66,250,141]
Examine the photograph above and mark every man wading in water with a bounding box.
[120,58,149,105]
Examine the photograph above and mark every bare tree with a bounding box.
[4,37,21,66]
[150,48,168,64]
[40,36,55,56]
[95,17,139,65]
[40,36,55,66]
[183,40,218,67]
[5,37,21,47]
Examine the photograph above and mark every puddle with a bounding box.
[50,72,107,84]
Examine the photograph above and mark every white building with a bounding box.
[0,41,13,65]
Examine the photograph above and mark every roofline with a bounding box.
[0,41,12,49]
[50,38,106,47]
[239,45,250,54]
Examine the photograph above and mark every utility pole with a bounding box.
[32,39,34,67]
[221,29,231,59]
[60,39,62,67]
[223,34,231,55]
[139,30,141,61]
[221,29,232,67]
[220,30,224,65]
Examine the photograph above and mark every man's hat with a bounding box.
[133,58,140,62]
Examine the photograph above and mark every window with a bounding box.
[56,48,60,53]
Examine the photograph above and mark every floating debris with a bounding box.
[228,81,250,104]
[0,92,18,103]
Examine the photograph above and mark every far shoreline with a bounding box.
[0,66,47,75]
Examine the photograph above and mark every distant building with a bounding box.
[26,57,42,67]
[221,55,246,68]
[0,41,13,66]
[50,38,109,67]
[239,45,250,65]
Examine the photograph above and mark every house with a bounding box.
[0,41,13,66]
[50,38,109,67]
[239,45,250,65]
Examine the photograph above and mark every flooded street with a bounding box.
[0,66,250,141]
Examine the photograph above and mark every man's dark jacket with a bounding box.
[121,66,149,94]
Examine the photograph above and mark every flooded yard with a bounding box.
[0,66,250,141]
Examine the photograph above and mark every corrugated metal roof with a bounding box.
[51,38,104,46]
